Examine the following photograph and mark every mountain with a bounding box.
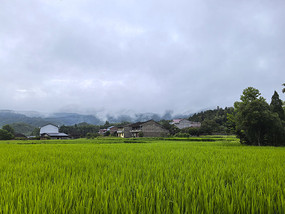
[45,113,102,126]
[0,110,103,127]
[9,122,36,136]
[0,110,50,127]
[0,109,194,128]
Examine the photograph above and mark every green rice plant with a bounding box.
[0,138,284,213]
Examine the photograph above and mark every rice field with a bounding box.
[0,137,284,213]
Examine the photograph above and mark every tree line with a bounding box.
[229,86,285,146]
[0,83,284,145]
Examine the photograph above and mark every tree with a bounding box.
[200,120,219,135]
[234,87,285,146]
[30,127,40,137]
[2,125,15,135]
[270,91,285,121]
[240,87,264,103]
[0,129,14,140]
[103,121,110,128]
[159,120,179,136]
[188,107,234,134]
[188,127,201,136]
[104,131,110,136]
[282,83,285,93]
[138,131,144,137]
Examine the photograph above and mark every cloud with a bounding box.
[0,0,284,115]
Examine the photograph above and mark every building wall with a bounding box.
[174,120,201,129]
[123,126,132,138]
[174,119,192,129]
[141,121,169,137]
[117,127,124,138]
[40,124,59,134]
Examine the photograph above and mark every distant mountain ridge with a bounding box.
[0,110,193,128]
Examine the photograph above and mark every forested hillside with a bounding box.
[188,107,234,134]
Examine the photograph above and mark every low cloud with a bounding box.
[0,0,284,115]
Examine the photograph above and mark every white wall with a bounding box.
[40,124,59,134]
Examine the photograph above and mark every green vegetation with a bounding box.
[9,122,36,136]
[60,121,130,138]
[232,87,285,146]
[0,137,284,213]
[188,107,234,134]
[0,125,14,140]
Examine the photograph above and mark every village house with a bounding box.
[98,129,107,135]
[170,119,201,129]
[40,124,69,139]
[107,126,118,135]
[117,120,169,138]
[99,126,118,136]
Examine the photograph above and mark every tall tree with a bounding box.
[282,83,285,93]
[234,87,285,146]
[240,87,263,103]
[270,91,285,121]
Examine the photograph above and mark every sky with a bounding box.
[1,0,284,116]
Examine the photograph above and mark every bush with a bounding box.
[174,133,190,138]
[86,133,100,139]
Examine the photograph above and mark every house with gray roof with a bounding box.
[117,120,169,138]
[40,124,69,139]
[170,119,201,129]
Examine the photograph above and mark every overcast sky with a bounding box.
[1,0,284,116]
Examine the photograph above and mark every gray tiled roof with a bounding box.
[46,133,69,137]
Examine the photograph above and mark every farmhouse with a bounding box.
[171,119,201,129]
[40,124,69,139]
[99,126,118,136]
[117,120,169,138]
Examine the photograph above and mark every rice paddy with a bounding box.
[0,137,284,213]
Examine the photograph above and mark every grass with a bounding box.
[0,137,284,213]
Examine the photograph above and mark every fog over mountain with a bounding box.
[0,109,194,127]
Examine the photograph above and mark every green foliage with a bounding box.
[159,120,180,135]
[102,120,110,129]
[282,83,285,93]
[0,138,284,213]
[200,120,219,135]
[104,130,110,136]
[234,87,285,146]
[189,107,234,134]
[270,91,285,121]
[0,129,14,140]
[30,127,40,137]
[60,124,100,138]
[60,122,129,138]
[138,131,144,137]
[8,122,36,136]
[240,87,263,103]
[2,124,14,135]
[174,132,190,137]
[226,113,236,134]
[86,132,100,139]
[188,127,201,136]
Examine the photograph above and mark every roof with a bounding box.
[172,119,184,124]
[128,122,144,128]
[41,123,59,128]
[128,120,164,128]
[45,133,69,137]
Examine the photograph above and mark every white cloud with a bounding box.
[0,0,284,114]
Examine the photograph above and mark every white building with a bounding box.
[40,124,69,139]
[40,124,59,135]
